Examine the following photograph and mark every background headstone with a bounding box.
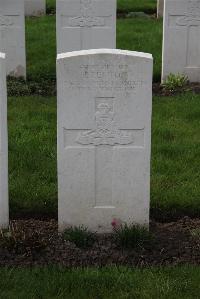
[162,0,200,82]
[157,0,164,18]
[56,0,116,54]
[25,0,46,16]
[0,52,9,229]
[57,49,153,233]
[0,0,26,78]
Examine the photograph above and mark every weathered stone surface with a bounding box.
[25,0,46,16]
[162,0,200,82]
[56,0,116,53]
[0,0,26,78]
[0,52,9,229]
[57,49,153,233]
[157,0,164,18]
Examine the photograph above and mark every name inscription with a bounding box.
[64,64,147,91]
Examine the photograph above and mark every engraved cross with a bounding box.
[61,0,112,49]
[169,0,200,67]
[64,97,144,208]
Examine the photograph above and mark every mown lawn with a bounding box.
[117,0,156,13]
[26,16,162,82]
[8,96,57,217]
[117,17,162,81]
[8,93,200,219]
[0,266,200,298]
[46,0,157,14]
[152,93,200,219]
[26,16,56,81]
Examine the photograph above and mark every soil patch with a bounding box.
[0,217,199,267]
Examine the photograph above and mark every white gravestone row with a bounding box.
[25,0,46,17]
[0,53,8,229]
[57,49,153,233]
[162,0,200,82]
[56,0,116,53]
[0,0,26,78]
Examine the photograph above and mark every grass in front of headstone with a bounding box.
[46,0,157,14]
[63,224,152,250]
[19,14,162,97]
[113,224,153,249]
[0,266,199,298]
[63,226,96,249]
[8,93,200,220]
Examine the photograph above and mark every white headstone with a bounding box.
[56,0,116,54]
[157,0,164,18]
[57,49,153,233]
[25,0,46,16]
[0,0,26,78]
[162,0,200,82]
[0,52,8,229]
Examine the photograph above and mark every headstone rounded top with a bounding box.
[57,49,153,60]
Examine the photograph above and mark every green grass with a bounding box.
[46,0,157,14]
[8,96,57,217]
[117,0,157,13]
[26,16,56,81]
[63,226,96,248]
[0,266,199,298]
[46,0,56,13]
[113,224,152,249]
[152,93,200,219]
[8,93,200,219]
[26,16,162,83]
[117,18,162,81]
